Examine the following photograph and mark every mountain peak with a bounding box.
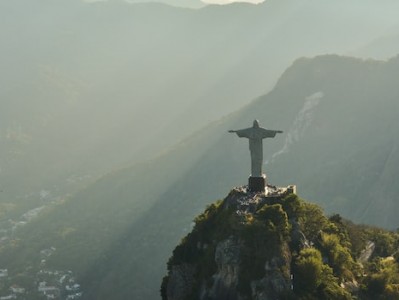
[161,186,296,300]
[161,187,399,299]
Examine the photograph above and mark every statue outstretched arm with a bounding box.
[260,128,283,138]
[228,128,252,138]
[267,129,283,134]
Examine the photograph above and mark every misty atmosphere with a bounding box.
[1,0,399,299]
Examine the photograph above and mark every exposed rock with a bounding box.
[341,279,359,294]
[201,237,241,300]
[166,264,196,300]
[290,219,309,252]
[201,237,292,300]
[163,188,296,300]
[358,241,375,264]
[250,244,292,300]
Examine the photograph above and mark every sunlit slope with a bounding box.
[4,54,399,299]
[2,0,399,215]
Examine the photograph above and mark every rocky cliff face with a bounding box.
[161,187,399,300]
[161,187,299,300]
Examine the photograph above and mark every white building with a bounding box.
[10,285,25,294]
[0,269,8,278]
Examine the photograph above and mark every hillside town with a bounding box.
[0,246,82,300]
[0,189,84,300]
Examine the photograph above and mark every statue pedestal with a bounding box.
[248,175,266,193]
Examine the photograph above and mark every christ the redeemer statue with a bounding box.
[229,120,283,192]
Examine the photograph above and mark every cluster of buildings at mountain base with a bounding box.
[0,187,87,300]
[0,247,82,300]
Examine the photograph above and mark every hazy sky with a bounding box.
[85,0,266,4]
[202,0,264,3]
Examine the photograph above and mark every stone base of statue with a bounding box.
[248,175,266,193]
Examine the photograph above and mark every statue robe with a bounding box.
[233,127,278,177]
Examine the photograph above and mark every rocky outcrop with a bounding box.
[199,237,292,300]
[162,188,296,300]
[250,248,292,300]
[290,219,309,252]
[201,237,241,300]
[162,188,399,300]
[358,241,375,264]
[165,264,196,300]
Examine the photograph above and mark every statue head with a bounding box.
[253,119,260,128]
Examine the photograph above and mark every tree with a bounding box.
[293,248,324,294]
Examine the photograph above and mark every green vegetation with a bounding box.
[168,200,230,267]
[163,193,399,300]
[293,247,348,299]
